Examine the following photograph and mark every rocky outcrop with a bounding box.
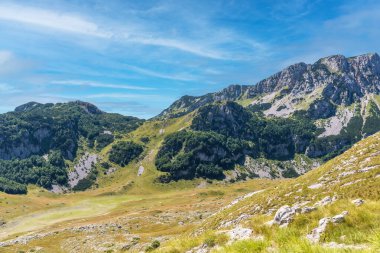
[0,127,52,160]
[14,102,42,112]
[68,153,98,188]
[307,211,349,243]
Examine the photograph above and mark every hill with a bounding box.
[156,131,380,253]
[0,101,143,193]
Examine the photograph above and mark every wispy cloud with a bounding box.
[0,4,110,38]
[0,50,33,75]
[0,3,266,61]
[51,80,154,90]
[131,37,229,60]
[0,83,20,94]
[0,50,12,64]
[125,64,196,81]
[85,93,165,99]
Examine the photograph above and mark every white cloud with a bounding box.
[85,93,165,99]
[0,50,12,64]
[132,37,228,60]
[0,50,33,75]
[51,80,154,90]
[0,3,267,60]
[0,83,20,93]
[124,64,196,81]
[0,4,110,38]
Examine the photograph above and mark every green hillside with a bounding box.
[156,131,380,253]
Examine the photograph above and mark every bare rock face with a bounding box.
[68,153,98,188]
[321,55,349,73]
[248,53,380,104]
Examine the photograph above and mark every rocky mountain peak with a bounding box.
[69,101,103,115]
[157,52,380,120]
[14,102,42,112]
[213,84,248,101]
[320,54,349,73]
[349,52,380,76]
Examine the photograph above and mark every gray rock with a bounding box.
[352,199,364,206]
[301,206,317,214]
[227,227,253,241]
[332,214,345,223]
[68,153,98,188]
[137,165,144,176]
[307,217,331,243]
[314,196,336,207]
[273,205,296,226]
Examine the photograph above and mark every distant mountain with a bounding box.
[0,100,142,160]
[154,53,380,181]
[1,53,380,194]
[0,101,143,193]
[159,53,380,120]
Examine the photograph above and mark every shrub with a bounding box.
[109,141,143,166]
[0,177,27,194]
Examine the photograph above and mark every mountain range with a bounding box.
[1,53,380,193]
[0,53,379,252]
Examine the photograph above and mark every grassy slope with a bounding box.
[0,113,278,252]
[0,110,379,252]
[156,132,380,253]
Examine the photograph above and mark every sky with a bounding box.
[1,0,380,118]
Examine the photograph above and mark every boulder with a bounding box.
[273,205,296,226]
[352,199,364,206]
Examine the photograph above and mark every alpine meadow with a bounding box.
[0,1,379,253]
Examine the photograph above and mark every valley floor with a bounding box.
[0,177,275,252]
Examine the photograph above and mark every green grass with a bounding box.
[0,111,379,252]
[153,132,380,253]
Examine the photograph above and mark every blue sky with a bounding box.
[0,0,380,118]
